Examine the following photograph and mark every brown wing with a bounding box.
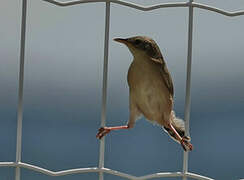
[151,58,174,96]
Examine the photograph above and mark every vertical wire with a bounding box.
[99,1,111,180]
[183,0,194,180]
[16,0,27,180]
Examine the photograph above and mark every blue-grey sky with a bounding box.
[0,0,244,180]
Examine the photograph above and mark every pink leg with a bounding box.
[96,99,139,140]
[96,125,130,139]
[168,123,193,151]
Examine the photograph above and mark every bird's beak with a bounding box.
[114,38,129,45]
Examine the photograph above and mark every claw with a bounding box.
[180,138,193,151]
[96,127,111,139]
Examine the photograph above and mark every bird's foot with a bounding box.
[96,127,111,139]
[180,138,193,151]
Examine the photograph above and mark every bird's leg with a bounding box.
[96,125,131,139]
[168,123,193,151]
[96,100,140,140]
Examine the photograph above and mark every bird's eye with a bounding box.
[134,39,141,45]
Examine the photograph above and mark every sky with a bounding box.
[0,0,244,180]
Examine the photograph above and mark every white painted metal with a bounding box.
[186,172,214,180]
[42,0,244,16]
[0,162,16,167]
[193,2,244,16]
[183,0,194,180]
[0,161,214,180]
[15,0,27,180]
[99,1,111,180]
[1,0,243,180]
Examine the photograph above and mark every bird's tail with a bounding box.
[163,111,191,143]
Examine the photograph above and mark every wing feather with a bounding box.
[151,58,174,96]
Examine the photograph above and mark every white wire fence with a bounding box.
[0,0,244,180]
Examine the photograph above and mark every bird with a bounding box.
[96,36,193,151]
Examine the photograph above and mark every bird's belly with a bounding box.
[131,80,172,124]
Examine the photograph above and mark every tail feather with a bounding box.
[163,111,191,143]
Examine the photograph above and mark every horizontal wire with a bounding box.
[43,0,105,6]
[0,162,213,179]
[193,2,244,16]
[2,0,243,180]
[42,0,188,9]
[0,162,17,167]
[186,172,214,180]
[41,0,244,17]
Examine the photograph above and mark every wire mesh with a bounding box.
[1,0,244,180]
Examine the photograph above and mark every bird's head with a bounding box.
[114,36,163,61]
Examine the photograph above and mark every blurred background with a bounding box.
[0,0,244,179]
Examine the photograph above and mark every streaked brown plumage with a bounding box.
[96,36,193,151]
